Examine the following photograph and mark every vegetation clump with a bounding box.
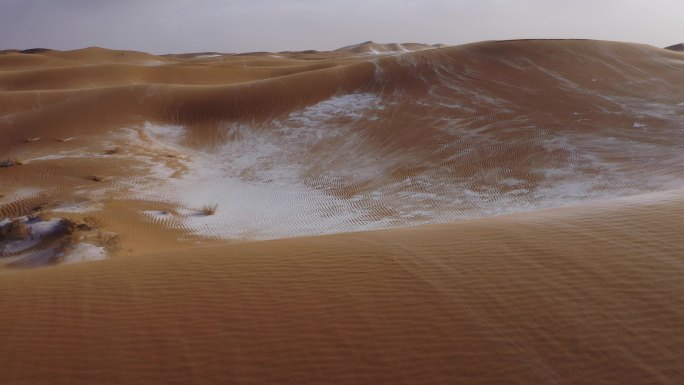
[79,216,103,231]
[103,147,121,155]
[201,203,219,216]
[0,158,21,168]
[0,219,30,241]
[56,218,81,246]
[96,231,121,251]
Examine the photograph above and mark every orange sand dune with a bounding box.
[1,38,683,251]
[1,39,684,383]
[1,192,683,384]
[0,52,80,70]
[39,46,172,65]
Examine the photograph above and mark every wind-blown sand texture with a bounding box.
[1,39,683,384]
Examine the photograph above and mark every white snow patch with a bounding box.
[284,93,383,128]
[29,218,63,237]
[0,218,63,254]
[125,94,393,240]
[143,60,167,66]
[143,121,185,144]
[2,237,42,254]
[134,149,365,240]
[63,243,108,264]
[51,202,103,214]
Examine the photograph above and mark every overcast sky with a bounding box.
[1,0,682,54]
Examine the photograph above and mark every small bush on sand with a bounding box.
[201,203,218,216]
[27,212,47,222]
[103,147,121,155]
[60,218,79,235]
[58,218,81,244]
[90,175,104,182]
[31,203,46,213]
[97,231,121,251]
[0,219,30,241]
[79,216,103,231]
[0,158,21,168]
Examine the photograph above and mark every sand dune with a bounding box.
[3,40,684,247]
[335,40,443,54]
[665,43,684,52]
[1,39,684,383]
[1,191,683,384]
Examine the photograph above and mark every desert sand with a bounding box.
[1,39,683,384]
[665,43,684,52]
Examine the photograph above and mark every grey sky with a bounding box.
[1,0,682,53]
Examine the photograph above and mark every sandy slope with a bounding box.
[2,39,684,258]
[1,39,684,383]
[1,191,683,384]
[665,43,684,52]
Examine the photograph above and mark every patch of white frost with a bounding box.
[285,93,383,128]
[0,218,63,254]
[124,94,394,239]
[63,243,108,264]
[29,218,63,237]
[51,202,103,214]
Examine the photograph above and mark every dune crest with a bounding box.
[665,43,684,52]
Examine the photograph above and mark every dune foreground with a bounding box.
[1,193,684,384]
[1,39,684,383]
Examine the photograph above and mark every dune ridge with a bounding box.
[665,43,684,52]
[3,39,684,251]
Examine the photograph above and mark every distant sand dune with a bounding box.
[665,43,684,52]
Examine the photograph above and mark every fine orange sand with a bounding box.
[1,40,684,384]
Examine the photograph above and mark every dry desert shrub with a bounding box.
[0,219,30,241]
[96,231,121,251]
[80,216,103,230]
[103,147,121,155]
[201,203,218,216]
[27,212,48,222]
[31,203,46,213]
[0,158,21,168]
[58,218,81,245]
